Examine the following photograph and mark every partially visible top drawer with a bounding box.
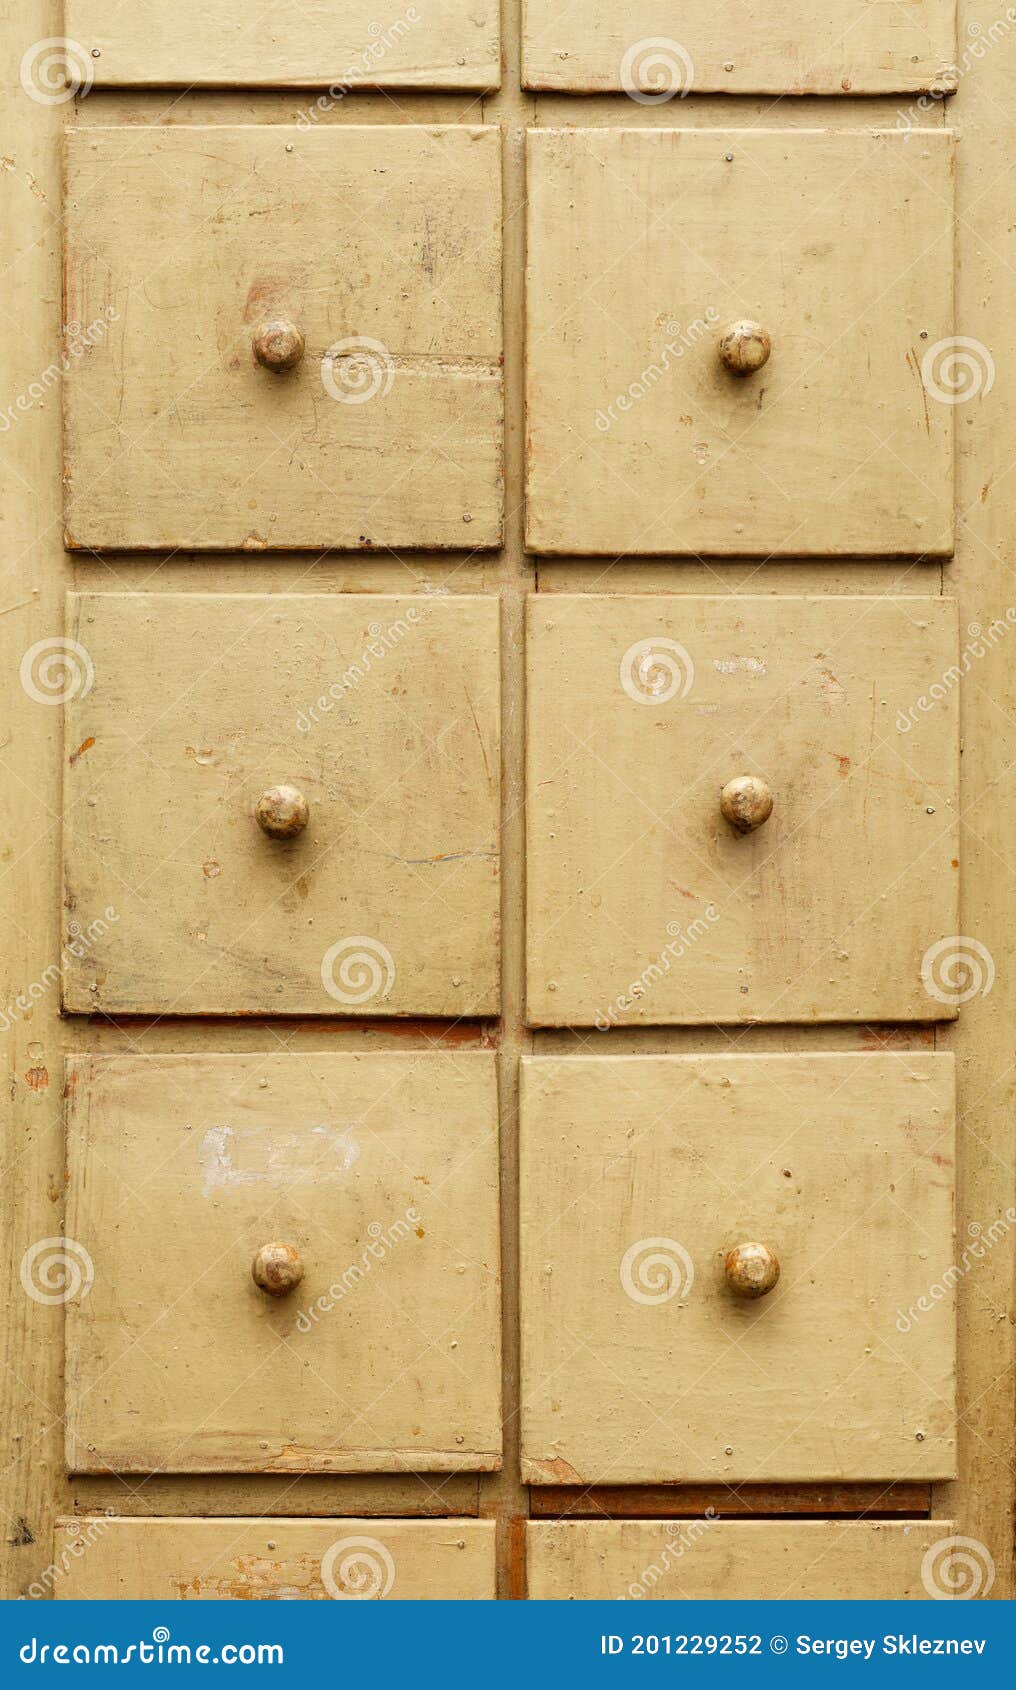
[63,125,503,552]
[64,1,500,89]
[523,1,956,95]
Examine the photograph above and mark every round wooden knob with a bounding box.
[725,1242,780,1299]
[255,784,309,839]
[252,318,305,373]
[718,319,771,375]
[252,1242,304,1297]
[720,775,773,834]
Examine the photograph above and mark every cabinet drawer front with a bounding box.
[526,594,958,1027]
[65,1053,502,1474]
[527,1521,958,1600]
[63,126,502,552]
[523,2,955,96]
[53,1518,496,1599]
[521,1054,956,1485]
[66,1,500,89]
[526,129,954,557]
[63,592,500,1018]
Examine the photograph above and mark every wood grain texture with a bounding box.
[65,1052,503,1474]
[523,2,956,95]
[52,1517,497,1598]
[63,125,503,551]
[525,128,954,557]
[526,595,959,1026]
[63,592,500,1017]
[521,1054,956,1485]
[67,1,500,89]
[526,1520,957,1600]
[529,1482,931,1517]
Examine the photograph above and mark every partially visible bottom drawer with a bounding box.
[527,1521,965,1601]
[51,1518,496,1600]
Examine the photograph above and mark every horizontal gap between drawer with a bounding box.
[528,1483,931,1519]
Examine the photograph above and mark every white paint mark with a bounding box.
[714,656,767,677]
[199,1122,361,1197]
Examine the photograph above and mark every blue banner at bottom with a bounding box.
[5,1601,1014,1686]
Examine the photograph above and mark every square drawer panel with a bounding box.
[526,1522,958,1600]
[62,592,500,1018]
[65,2,499,88]
[525,129,954,557]
[523,2,956,96]
[53,1518,496,1599]
[64,1052,502,1474]
[526,595,959,1027]
[63,126,502,551]
[520,1054,956,1485]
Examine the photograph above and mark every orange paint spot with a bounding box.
[25,1065,49,1091]
[68,736,94,764]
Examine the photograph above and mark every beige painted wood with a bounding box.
[52,1517,496,1599]
[527,1521,957,1601]
[64,1052,502,1473]
[67,1,500,89]
[527,595,959,1026]
[520,1054,956,1485]
[63,592,500,1017]
[523,3,957,96]
[525,128,954,557]
[63,125,503,551]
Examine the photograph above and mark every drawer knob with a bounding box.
[718,319,771,376]
[255,784,309,839]
[252,1242,304,1297]
[724,1241,780,1299]
[720,775,773,834]
[252,318,306,373]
